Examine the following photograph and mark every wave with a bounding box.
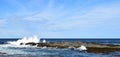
[0,35,40,48]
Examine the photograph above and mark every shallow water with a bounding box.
[0,45,120,57]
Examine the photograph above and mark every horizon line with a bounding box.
[0,38,120,39]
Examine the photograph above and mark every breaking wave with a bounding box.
[0,35,40,48]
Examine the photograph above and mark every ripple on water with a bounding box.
[0,46,120,57]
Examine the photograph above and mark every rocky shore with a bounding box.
[0,52,6,55]
[23,41,120,53]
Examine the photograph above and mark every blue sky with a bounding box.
[0,0,120,38]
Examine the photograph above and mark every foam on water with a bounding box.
[42,40,46,43]
[7,35,39,45]
[0,35,40,54]
[0,35,40,48]
[77,45,87,51]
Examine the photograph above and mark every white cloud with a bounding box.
[12,1,120,31]
[49,2,120,30]
[2,0,120,37]
[83,4,120,19]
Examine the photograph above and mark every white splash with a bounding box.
[7,35,40,46]
[42,39,46,43]
[77,45,87,51]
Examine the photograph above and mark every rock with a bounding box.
[37,43,68,48]
[25,42,37,46]
[87,47,120,53]
[20,43,24,45]
[22,41,120,53]
[0,52,6,54]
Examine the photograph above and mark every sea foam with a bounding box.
[0,35,40,48]
[7,35,40,45]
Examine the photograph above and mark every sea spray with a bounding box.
[42,39,46,43]
[76,45,87,51]
[7,35,40,46]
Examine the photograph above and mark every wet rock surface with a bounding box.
[0,52,6,54]
[24,41,120,53]
[87,47,120,53]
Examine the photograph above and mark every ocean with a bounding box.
[0,38,120,57]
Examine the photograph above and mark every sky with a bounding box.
[0,0,120,38]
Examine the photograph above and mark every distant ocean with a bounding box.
[0,38,120,57]
[1,38,120,45]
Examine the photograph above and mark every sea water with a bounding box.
[0,38,120,57]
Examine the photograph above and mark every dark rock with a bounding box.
[87,47,120,53]
[25,42,37,46]
[22,41,120,53]
[20,43,24,45]
[0,52,6,54]
[37,43,68,48]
